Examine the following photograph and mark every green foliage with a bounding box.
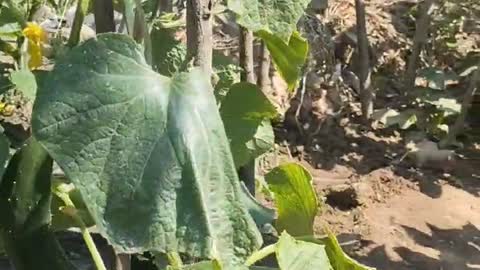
[50,178,95,231]
[239,182,276,226]
[9,69,37,100]
[0,0,26,35]
[265,163,318,236]
[167,260,222,270]
[372,109,418,130]
[228,0,310,90]
[212,53,242,101]
[32,33,261,267]
[227,0,310,40]
[220,82,277,169]
[0,133,12,183]
[150,25,187,76]
[416,67,459,91]
[321,228,374,270]
[256,30,309,91]
[276,233,332,270]
[150,25,241,98]
[0,138,76,270]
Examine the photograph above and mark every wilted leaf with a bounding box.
[227,0,310,40]
[426,97,461,115]
[417,67,446,90]
[372,109,417,130]
[32,34,261,267]
[220,82,277,169]
[276,232,332,270]
[10,69,37,100]
[457,52,480,77]
[256,31,308,91]
[265,163,318,236]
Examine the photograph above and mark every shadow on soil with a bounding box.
[278,103,480,199]
[341,223,480,270]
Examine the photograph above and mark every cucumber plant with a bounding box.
[0,0,375,269]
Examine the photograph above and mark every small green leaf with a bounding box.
[220,82,277,169]
[256,31,308,91]
[212,53,242,101]
[150,25,187,76]
[265,163,318,236]
[372,109,417,130]
[276,232,332,270]
[321,228,374,270]
[10,69,37,100]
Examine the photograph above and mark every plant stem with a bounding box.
[68,0,90,47]
[57,194,107,270]
[238,26,256,195]
[186,0,213,76]
[166,252,183,268]
[441,66,479,147]
[257,41,271,92]
[404,0,435,92]
[354,0,373,121]
[80,224,107,270]
[239,27,255,83]
[244,244,276,266]
[93,0,115,33]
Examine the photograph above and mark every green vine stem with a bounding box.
[244,244,276,266]
[166,252,183,268]
[55,190,107,270]
[67,0,90,47]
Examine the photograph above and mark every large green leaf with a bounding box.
[276,232,332,270]
[0,138,76,270]
[227,0,310,40]
[265,163,318,236]
[256,31,309,91]
[32,33,261,267]
[220,82,277,169]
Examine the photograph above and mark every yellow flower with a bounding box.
[0,103,15,116]
[22,22,46,70]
